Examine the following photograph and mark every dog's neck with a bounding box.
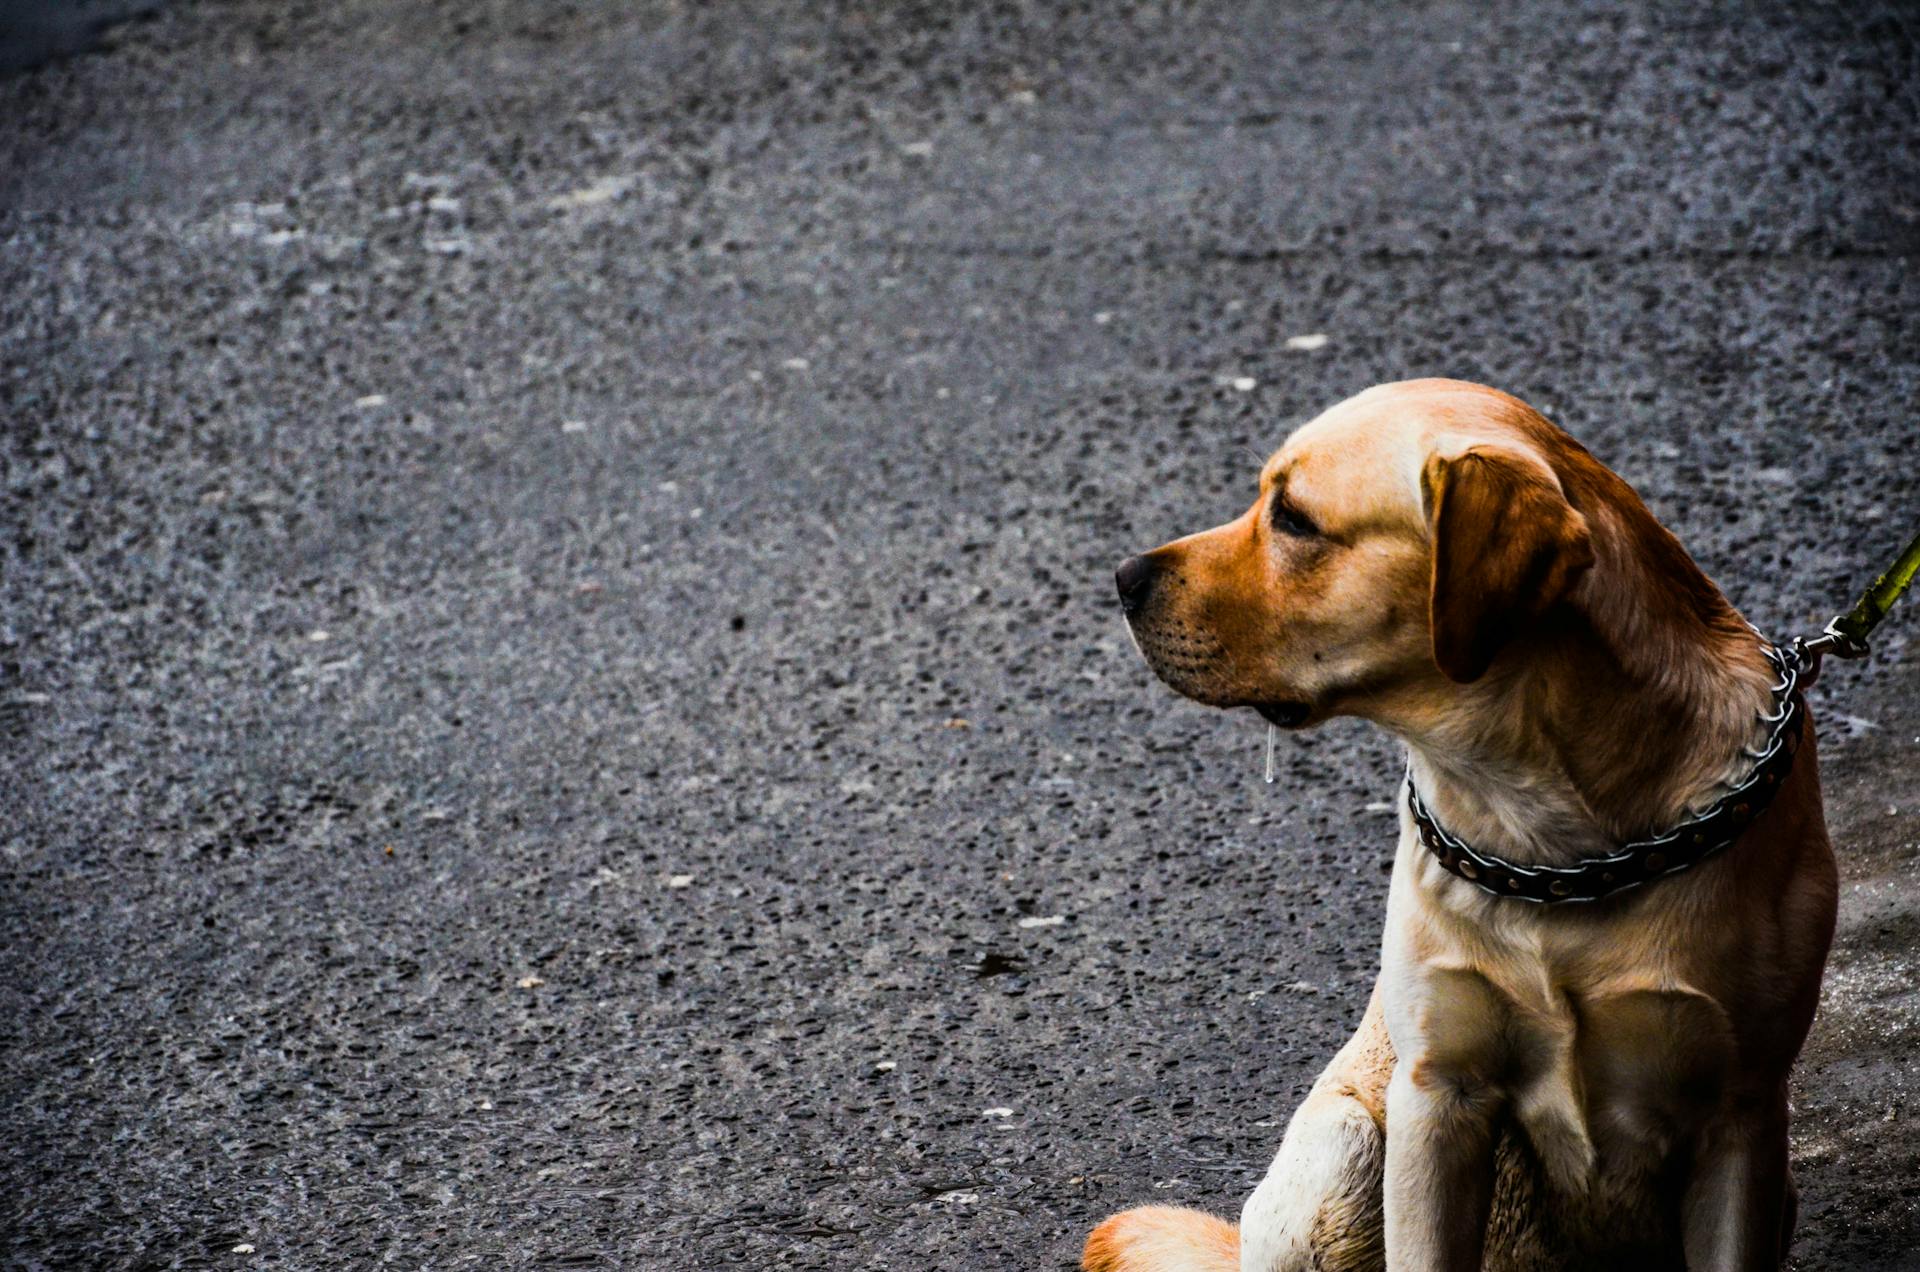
[1389,503,1777,869]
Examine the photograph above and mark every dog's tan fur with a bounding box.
[1090,380,1836,1271]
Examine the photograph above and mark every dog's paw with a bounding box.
[1083,1205,1240,1272]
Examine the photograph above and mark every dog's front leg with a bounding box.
[1681,1083,1792,1271]
[1240,985,1392,1272]
[1383,1057,1502,1271]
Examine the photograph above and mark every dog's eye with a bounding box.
[1270,496,1318,537]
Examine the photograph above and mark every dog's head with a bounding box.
[1117,379,1597,729]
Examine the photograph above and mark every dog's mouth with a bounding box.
[1255,701,1312,728]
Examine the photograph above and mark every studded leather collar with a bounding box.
[1406,644,1807,904]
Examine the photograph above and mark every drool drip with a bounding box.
[1264,723,1278,784]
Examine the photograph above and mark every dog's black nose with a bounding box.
[1115,554,1158,615]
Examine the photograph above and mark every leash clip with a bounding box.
[1791,619,1871,688]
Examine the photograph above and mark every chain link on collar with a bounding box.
[1405,643,1807,904]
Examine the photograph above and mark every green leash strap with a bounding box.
[1796,527,1920,676]
[1831,528,1920,647]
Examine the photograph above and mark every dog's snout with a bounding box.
[1115,554,1159,615]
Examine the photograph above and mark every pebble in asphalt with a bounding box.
[2,2,1917,1268]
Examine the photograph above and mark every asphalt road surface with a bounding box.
[3,3,1917,1268]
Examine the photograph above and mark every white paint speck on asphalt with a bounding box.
[1230,376,1258,392]
[666,874,695,889]
[548,176,629,209]
[1017,915,1065,929]
[1285,333,1330,350]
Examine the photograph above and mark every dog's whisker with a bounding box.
[1265,723,1278,784]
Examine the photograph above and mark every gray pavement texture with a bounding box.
[3,2,1918,1269]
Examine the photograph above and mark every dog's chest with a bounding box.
[1465,977,1731,1262]
[1415,935,1738,1205]
[1514,979,1732,1165]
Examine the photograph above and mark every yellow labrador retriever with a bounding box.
[1087,380,1836,1272]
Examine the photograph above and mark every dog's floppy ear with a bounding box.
[1422,446,1595,683]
